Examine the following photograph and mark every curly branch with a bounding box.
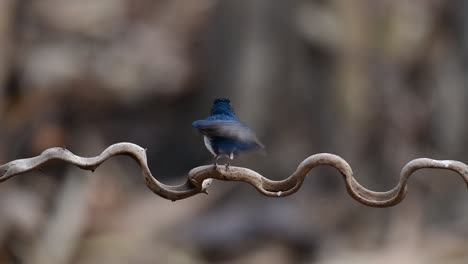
[0,142,467,207]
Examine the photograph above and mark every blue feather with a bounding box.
[193,98,264,159]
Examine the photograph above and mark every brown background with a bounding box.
[0,0,467,263]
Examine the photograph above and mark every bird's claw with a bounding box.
[213,155,231,171]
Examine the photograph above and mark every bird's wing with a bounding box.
[192,120,264,148]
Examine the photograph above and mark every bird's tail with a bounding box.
[256,141,267,156]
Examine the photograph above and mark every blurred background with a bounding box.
[1,0,468,263]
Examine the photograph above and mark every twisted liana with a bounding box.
[0,142,467,207]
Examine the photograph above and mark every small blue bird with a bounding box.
[193,98,264,166]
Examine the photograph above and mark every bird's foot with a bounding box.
[214,155,231,171]
[214,156,220,169]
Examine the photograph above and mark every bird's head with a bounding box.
[210,98,236,118]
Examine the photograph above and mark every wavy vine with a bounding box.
[0,142,467,207]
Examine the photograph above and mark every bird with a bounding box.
[192,98,264,167]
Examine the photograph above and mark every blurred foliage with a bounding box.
[1,0,468,263]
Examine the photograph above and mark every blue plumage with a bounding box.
[193,98,264,163]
